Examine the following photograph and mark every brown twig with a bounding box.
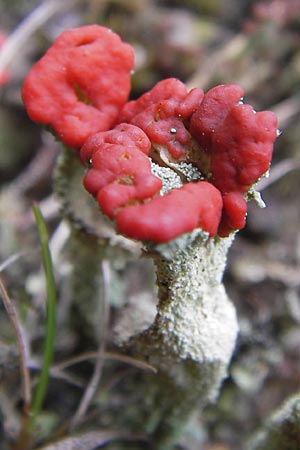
[256,157,300,191]
[272,94,300,128]
[0,276,31,410]
[0,252,28,272]
[11,135,60,197]
[53,351,157,374]
[35,429,148,450]
[0,276,33,450]
[186,34,247,90]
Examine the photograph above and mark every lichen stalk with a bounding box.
[116,232,239,447]
[53,149,112,342]
[53,148,139,342]
[246,393,300,450]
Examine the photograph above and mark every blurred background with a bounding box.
[0,1,300,449]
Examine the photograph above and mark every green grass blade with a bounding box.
[31,203,57,418]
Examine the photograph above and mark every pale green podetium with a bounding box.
[54,147,239,449]
[113,160,239,448]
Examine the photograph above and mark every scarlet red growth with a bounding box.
[115,80,277,238]
[79,78,278,241]
[189,84,278,234]
[82,124,163,218]
[119,78,204,159]
[22,25,134,147]
[83,78,225,241]
[116,182,222,242]
[82,124,223,241]
[22,26,278,243]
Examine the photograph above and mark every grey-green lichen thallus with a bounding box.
[55,148,238,449]
[115,230,238,448]
[115,163,238,445]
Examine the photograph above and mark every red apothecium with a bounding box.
[22,25,134,148]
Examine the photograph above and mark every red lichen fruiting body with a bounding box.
[84,80,277,241]
[218,191,247,237]
[116,181,222,242]
[22,25,135,148]
[80,123,151,164]
[189,84,277,236]
[119,78,204,159]
[210,105,278,194]
[190,84,244,149]
[190,84,278,194]
[82,125,162,217]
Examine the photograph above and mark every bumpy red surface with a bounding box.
[82,124,162,218]
[218,191,248,237]
[116,182,222,242]
[83,81,277,241]
[82,123,223,241]
[119,78,204,159]
[80,123,151,163]
[190,84,278,233]
[22,25,134,147]
[22,25,278,242]
[190,85,278,193]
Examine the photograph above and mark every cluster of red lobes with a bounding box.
[22,25,278,243]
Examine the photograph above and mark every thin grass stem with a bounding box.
[31,204,57,421]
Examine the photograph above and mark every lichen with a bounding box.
[114,232,238,448]
[246,394,300,450]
